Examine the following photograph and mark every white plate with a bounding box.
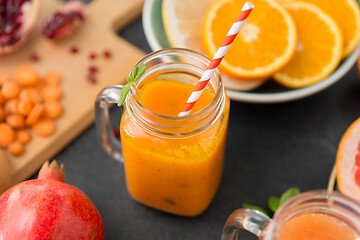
[142,0,360,103]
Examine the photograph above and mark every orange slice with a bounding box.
[336,117,360,202]
[278,0,360,58]
[273,2,343,88]
[202,0,297,80]
[162,0,265,91]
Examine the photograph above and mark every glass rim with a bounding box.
[275,190,360,215]
[267,189,360,239]
[126,48,224,122]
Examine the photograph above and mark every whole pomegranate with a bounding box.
[0,161,104,240]
[0,0,41,54]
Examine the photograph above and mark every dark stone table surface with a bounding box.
[34,1,360,239]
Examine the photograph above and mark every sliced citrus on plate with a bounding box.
[273,2,343,88]
[278,0,360,58]
[162,0,213,53]
[202,0,297,80]
[336,117,360,202]
[162,0,266,91]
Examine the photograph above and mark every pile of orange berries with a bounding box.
[0,66,63,156]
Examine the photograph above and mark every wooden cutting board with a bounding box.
[0,0,145,185]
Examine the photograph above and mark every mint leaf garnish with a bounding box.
[279,187,300,206]
[118,63,146,107]
[268,196,280,212]
[131,83,142,104]
[118,84,130,107]
[131,67,139,80]
[242,187,300,217]
[242,203,269,216]
[134,62,146,81]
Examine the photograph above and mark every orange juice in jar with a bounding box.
[95,49,230,216]
[221,190,360,240]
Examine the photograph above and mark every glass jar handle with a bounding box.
[221,209,271,240]
[95,85,124,162]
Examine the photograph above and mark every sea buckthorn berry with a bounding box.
[7,141,24,156]
[14,66,40,87]
[6,114,25,129]
[41,86,62,100]
[1,81,20,99]
[18,101,33,116]
[26,104,44,126]
[16,129,31,144]
[44,72,61,85]
[44,100,63,119]
[33,120,55,137]
[19,88,42,103]
[0,73,11,87]
[4,99,19,114]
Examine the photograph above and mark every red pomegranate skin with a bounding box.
[0,162,104,240]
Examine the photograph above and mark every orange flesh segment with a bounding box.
[282,6,338,77]
[273,2,343,88]
[202,0,296,78]
[284,0,360,57]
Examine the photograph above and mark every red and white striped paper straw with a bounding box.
[178,2,254,117]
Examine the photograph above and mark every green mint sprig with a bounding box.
[267,187,300,212]
[242,187,300,216]
[117,62,146,107]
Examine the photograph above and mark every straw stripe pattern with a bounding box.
[178,2,254,117]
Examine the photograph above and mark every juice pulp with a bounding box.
[276,213,359,240]
[120,79,229,216]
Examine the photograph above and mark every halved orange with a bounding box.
[336,117,360,202]
[278,0,360,58]
[202,0,297,80]
[273,2,343,88]
[162,0,266,91]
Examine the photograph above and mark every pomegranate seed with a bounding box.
[29,53,40,62]
[89,66,98,73]
[103,50,111,58]
[89,52,97,60]
[112,129,120,138]
[87,74,96,84]
[70,46,79,54]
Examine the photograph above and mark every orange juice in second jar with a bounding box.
[120,78,229,216]
[276,212,358,240]
[221,190,360,240]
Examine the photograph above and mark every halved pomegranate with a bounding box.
[42,0,85,39]
[0,0,41,54]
